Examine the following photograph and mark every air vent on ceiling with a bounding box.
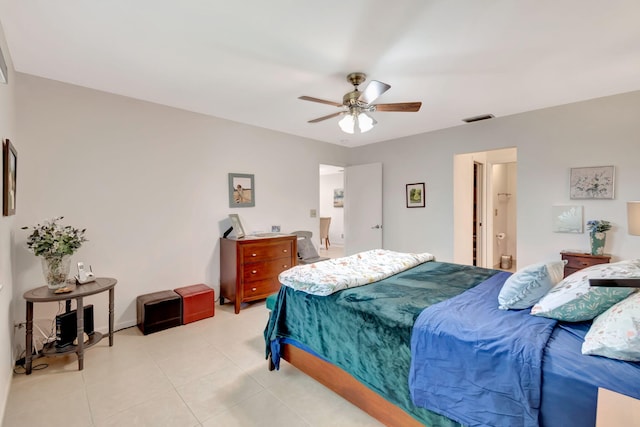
[462,114,495,123]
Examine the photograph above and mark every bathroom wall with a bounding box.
[492,162,517,267]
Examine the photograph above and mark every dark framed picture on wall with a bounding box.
[3,139,17,216]
[406,182,425,208]
[228,173,255,207]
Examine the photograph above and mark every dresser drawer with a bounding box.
[560,251,611,278]
[241,241,293,262]
[243,259,293,282]
[243,279,279,300]
[562,254,607,270]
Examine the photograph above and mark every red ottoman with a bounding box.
[174,284,215,324]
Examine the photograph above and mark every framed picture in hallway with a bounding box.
[333,188,344,207]
[406,182,425,208]
[3,139,17,216]
[228,173,255,207]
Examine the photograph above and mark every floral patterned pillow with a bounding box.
[498,260,566,310]
[530,259,640,322]
[582,292,640,361]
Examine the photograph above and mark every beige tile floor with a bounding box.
[318,244,344,259]
[4,295,383,427]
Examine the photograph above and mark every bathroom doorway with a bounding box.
[491,162,517,270]
[453,148,517,270]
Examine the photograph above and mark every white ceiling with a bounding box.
[2,1,640,147]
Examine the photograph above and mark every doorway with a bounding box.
[319,164,345,258]
[491,162,517,270]
[473,162,483,266]
[453,148,517,269]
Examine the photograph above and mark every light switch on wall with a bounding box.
[310,209,317,218]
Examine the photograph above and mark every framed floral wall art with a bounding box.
[569,166,614,200]
[552,205,583,233]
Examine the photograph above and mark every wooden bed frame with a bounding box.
[275,343,424,427]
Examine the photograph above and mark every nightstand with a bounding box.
[560,251,611,278]
[596,388,640,427]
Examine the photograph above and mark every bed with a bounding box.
[264,251,640,427]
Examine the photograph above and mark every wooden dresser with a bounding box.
[561,251,611,278]
[220,235,297,314]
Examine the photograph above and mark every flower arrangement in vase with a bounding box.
[586,220,611,256]
[22,217,87,289]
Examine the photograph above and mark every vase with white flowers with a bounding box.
[586,220,611,256]
[22,217,87,289]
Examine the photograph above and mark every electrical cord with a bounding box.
[13,301,68,374]
[12,349,48,374]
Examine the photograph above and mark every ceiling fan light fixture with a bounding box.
[301,72,420,133]
[357,111,376,133]
[338,114,355,134]
[338,110,376,134]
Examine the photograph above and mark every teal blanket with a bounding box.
[265,261,500,426]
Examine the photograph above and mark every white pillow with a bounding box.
[582,291,640,361]
[498,261,566,310]
[531,259,640,322]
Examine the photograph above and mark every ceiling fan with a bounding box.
[299,72,422,134]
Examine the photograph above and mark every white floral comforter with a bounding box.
[278,249,435,296]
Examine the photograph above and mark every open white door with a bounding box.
[344,162,383,255]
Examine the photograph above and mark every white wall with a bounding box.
[349,91,640,266]
[0,20,16,424]
[11,74,347,353]
[319,172,344,246]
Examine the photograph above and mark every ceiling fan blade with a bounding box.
[374,102,422,112]
[358,80,391,104]
[298,96,343,108]
[308,111,345,123]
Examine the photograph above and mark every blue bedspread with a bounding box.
[410,271,557,427]
[540,321,640,427]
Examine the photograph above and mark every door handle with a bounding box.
[371,224,382,229]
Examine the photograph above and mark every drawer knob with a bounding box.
[283,265,288,268]
[251,253,257,257]
[581,262,588,266]
[251,270,257,274]
[283,249,288,253]
[251,287,257,292]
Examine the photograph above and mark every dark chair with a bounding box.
[291,230,330,264]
